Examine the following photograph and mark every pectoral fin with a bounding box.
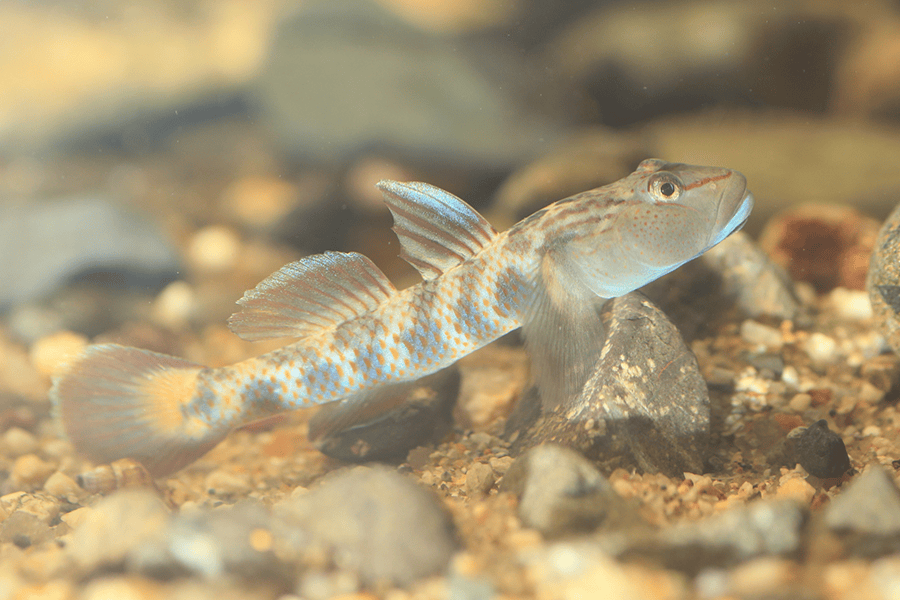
[521,249,607,411]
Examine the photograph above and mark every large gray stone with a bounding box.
[506,293,710,475]
[254,0,561,168]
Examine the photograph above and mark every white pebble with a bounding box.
[44,471,82,498]
[740,320,783,349]
[781,365,800,388]
[863,425,883,437]
[3,427,38,457]
[151,281,195,329]
[187,225,241,272]
[803,333,839,365]
[828,288,873,321]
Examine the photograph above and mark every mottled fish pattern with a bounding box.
[52,159,753,476]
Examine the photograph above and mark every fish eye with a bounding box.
[649,173,682,201]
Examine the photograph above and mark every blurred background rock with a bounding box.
[2,0,900,336]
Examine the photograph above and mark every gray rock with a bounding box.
[309,368,459,463]
[275,466,456,587]
[254,0,560,168]
[506,293,710,476]
[825,467,900,557]
[547,1,848,127]
[67,489,171,572]
[869,202,900,356]
[644,231,803,341]
[501,444,639,537]
[0,197,180,308]
[465,462,496,498]
[159,502,289,582]
[621,499,808,573]
[699,231,803,321]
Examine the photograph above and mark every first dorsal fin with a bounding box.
[377,180,497,280]
[227,251,397,341]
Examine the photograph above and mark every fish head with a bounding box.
[616,158,754,269]
[552,158,754,299]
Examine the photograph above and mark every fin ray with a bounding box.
[522,250,607,411]
[377,180,497,280]
[51,344,222,478]
[228,251,397,341]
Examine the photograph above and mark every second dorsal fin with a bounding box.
[227,251,396,341]
[377,180,498,280]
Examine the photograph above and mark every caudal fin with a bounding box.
[50,344,226,478]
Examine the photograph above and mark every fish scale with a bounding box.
[51,159,753,476]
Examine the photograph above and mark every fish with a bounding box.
[51,159,753,477]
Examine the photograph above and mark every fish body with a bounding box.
[52,159,753,476]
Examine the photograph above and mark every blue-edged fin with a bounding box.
[522,249,607,411]
[377,180,497,280]
[228,251,397,341]
[50,344,223,478]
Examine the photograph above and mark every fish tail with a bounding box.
[50,344,226,478]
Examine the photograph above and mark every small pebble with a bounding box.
[150,281,195,329]
[794,420,851,479]
[80,576,162,600]
[787,393,812,413]
[43,471,82,498]
[220,175,299,229]
[3,427,38,457]
[187,225,241,273]
[67,489,171,571]
[695,231,802,322]
[803,333,840,366]
[11,454,57,488]
[0,492,62,546]
[727,557,800,599]
[827,287,873,321]
[29,330,89,379]
[649,499,808,569]
[464,462,495,497]
[506,293,710,476]
[204,469,251,496]
[740,320,784,349]
[311,368,459,463]
[776,477,816,505]
[0,492,60,525]
[502,444,635,537]
[60,506,93,530]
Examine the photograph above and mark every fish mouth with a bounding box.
[731,190,754,231]
[710,189,754,247]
